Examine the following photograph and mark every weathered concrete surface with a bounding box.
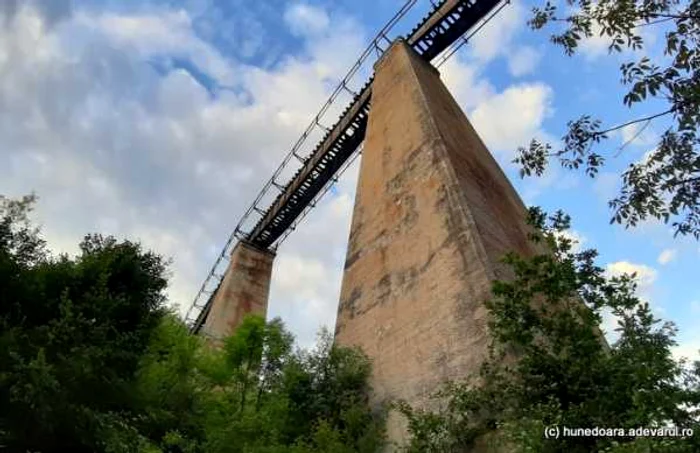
[334,39,536,448]
[201,241,275,343]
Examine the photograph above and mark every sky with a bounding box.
[0,0,697,359]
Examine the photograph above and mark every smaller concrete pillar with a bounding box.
[201,240,275,343]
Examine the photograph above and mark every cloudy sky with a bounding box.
[1,0,697,358]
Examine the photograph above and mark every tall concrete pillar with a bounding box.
[335,39,536,446]
[201,240,275,344]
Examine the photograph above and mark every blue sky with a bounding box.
[0,0,697,357]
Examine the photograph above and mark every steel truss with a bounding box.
[186,0,504,330]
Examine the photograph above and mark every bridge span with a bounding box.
[187,0,505,333]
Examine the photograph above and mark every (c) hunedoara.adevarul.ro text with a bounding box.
[544,426,694,439]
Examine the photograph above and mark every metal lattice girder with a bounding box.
[246,0,502,249]
[248,84,373,248]
[190,278,221,333]
[408,0,501,60]
[186,0,506,330]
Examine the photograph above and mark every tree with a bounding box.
[131,313,206,453]
[279,330,384,452]
[200,320,385,453]
[517,0,700,238]
[0,194,386,453]
[400,208,700,452]
[0,195,169,452]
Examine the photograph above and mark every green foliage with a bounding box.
[0,195,169,452]
[0,195,384,453]
[131,314,205,452]
[199,325,384,453]
[401,207,700,452]
[517,1,700,238]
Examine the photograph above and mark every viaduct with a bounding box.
[185,0,537,446]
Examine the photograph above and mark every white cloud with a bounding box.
[0,0,72,31]
[520,165,581,206]
[0,2,366,348]
[83,9,239,86]
[507,46,542,77]
[439,57,496,111]
[605,261,658,307]
[619,122,656,147]
[462,1,544,78]
[657,248,677,265]
[579,21,610,60]
[554,229,587,253]
[601,261,661,343]
[469,0,524,63]
[265,156,360,348]
[284,3,330,37]
[606,260,657,287]
[274,255,329,301]
[673,337,700,363]
[469,83,554,158]
[438,11,554,194]
[413,0,558,196]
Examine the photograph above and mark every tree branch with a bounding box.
[647,13,700,21]
[542,110,675,160]
[635,17,676,28]
[665,176,700,189]
[596,109,675,136]
[614,118,652,156]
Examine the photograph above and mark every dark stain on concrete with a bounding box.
[406,145,424,169]
[396,266,419,291]
[377,274,391,304]
[386,171,405,194]
[382,144,393,171]
[418,235,454,275]
[339,286,362,319]
[402,194,418,227]
[454,290,475,321]
[344,250,362,270]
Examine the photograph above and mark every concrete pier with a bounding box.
[201,241,275,344]
[334,39,534,446]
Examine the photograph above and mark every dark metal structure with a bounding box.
[248,0,501,249]
[187,0,505,331]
